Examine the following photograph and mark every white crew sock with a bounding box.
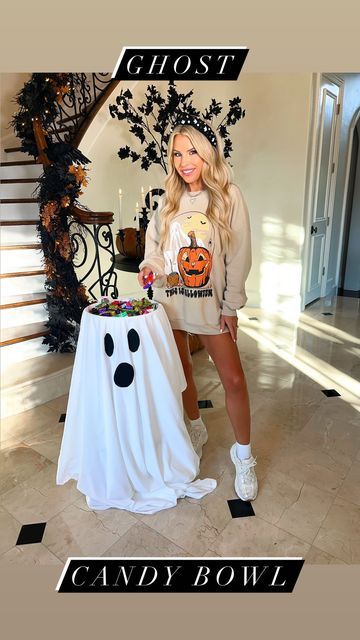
[189,416,206,430]
[236,442,252,460]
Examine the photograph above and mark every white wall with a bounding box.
[0,73,31,148]
[79,74,313,312]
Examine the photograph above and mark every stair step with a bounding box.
[0,198,40,204]
[0,220,38,226]
[1,224,40,245]
[0,178,39,184]
[1,351,74,418]
[1,271,46,296]
[0,242,42,250]
[0,165,43,181]
[0,160,38,167]
[1,301,48,329]
[4,146,23,153]
[0,292,47,309]
[0,267,45,278]
[3,351,74,389]
[0,203,40,220]
[0,181,40,199]
[1,336,51,384]
[0,321,50,347]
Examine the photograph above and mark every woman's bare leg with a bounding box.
[172,329,200,420]
[198,332,251,444]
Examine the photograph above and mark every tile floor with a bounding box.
[0,295,359,565]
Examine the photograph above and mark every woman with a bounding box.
[138,113,257,501]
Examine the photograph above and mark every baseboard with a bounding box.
[337,287,360,298]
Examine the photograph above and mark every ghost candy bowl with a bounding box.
[56,296,216,514]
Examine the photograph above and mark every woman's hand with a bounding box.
[220,314,238,342]
[138,267,155,288]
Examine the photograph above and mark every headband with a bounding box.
[171,113,217,148]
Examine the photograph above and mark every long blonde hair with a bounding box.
[158,124,234,253]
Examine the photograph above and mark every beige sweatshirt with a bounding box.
[138,183,252,335]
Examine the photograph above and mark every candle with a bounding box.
[149,185,152,213]
[141,186,145,207]
[118,188,123,229]
[135,201,139,230]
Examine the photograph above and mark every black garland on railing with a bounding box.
[11,73,75,156]
[35,142,91,351]
[109,80,246,173]
[10,74,92,352]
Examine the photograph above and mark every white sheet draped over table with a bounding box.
[56,300,216,514]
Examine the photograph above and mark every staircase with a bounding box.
[0,147,75,417]
[1,74,118,418]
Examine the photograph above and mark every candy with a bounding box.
[90,297,155,318]
[143,271,154,290]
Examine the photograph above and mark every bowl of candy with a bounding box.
[88,296,157,318]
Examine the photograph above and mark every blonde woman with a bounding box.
[138,114,257,501]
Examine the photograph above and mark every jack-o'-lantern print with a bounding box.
[177,230,212,288]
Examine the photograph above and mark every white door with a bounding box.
[305,76,341,305]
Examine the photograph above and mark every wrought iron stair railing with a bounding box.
[31,73,121,301]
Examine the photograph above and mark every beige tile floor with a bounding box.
[0,295,359,565]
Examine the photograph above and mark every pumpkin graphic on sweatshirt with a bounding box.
[177,230,212,288]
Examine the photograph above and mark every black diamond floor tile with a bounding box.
[321,389,341,397]
[198,400,213,409]
[322,312,334,315]
[16,522,47,545]
[59,413,66,423]
[227,499,255,518]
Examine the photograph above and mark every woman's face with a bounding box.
[172,134,205,191]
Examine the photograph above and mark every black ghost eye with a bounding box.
[114,363,134,388]
[200,220,206,225]
[104,333,114,357]
[128,328,140,353]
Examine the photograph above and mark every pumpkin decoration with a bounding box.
[167,260,180,287]
[177,230,212,288]
[167,272,180,287]
[116,227,145,259]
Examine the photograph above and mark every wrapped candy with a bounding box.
[143,271,154,290]
[90,297,156,318]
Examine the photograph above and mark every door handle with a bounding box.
[311,225,318,235]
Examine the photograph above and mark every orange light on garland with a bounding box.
[61,195,71,208]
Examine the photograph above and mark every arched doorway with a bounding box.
[338,109,360,297]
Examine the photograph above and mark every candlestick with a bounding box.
[118,188,123,229]
[141,186,145,207]
[149,185,152,214]
[135,201,140,230]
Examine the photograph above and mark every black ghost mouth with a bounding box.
[114,362,134,387]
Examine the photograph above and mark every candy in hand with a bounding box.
[143,271,154,289]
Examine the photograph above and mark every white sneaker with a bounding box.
[189,424,208,458]
[230,444,258,501]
